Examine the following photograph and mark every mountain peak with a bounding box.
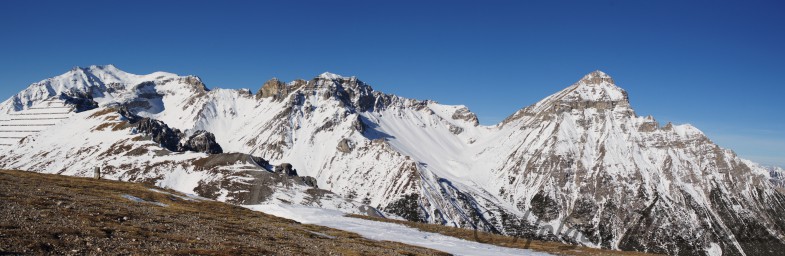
[518,70,627,109]
[70,64,118,72]
[66,64,130,79]
[88,64,117,70]
[504,70,632,124]
[578,70,615,85]
[256,77,291,100]
[563,70,626,103]
[319,72,345,80]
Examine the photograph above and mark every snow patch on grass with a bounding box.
[148,188,207,202]
[121,194,168,207]
[245,203,553,256]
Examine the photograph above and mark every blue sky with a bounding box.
[0,0,783,167]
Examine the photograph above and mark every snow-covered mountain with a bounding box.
[1,65,783,256]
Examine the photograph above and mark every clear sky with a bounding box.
[0,0,783,167]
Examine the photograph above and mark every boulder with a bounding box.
[337,138,352,153]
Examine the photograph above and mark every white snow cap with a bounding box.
[318,72,345,80]
[88,64,118,70]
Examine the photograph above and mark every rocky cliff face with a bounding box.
[0,66,782,256]
[769,166,785,189]
[256,78,291,100]
[119,108,223,154]
[477,72,785,255]
[181,131,223,154]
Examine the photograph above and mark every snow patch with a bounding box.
[121,194,168,207]
[245,203,553,256]
[706,242,722,256]
[318,72,344,80]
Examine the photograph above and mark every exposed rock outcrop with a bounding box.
[256,78,304,101]
[384,194,425,222]
[60,92,98,112]
[4,66,784,256]
[451,107,479,126]
[337,139,352,153]
[180,131,223,154]
[769,166,785,189]
[274,163,298,176]
[120,107,223,154]
[301,176,318,188]
[178,76,209,92]
[135,118,183,152]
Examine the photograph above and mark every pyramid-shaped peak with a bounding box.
[565,70,626,103]
[502,70,633,124]
[579,70,615,85]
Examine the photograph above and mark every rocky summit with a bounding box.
[0,65,783,256]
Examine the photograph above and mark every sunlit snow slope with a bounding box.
[1,66,783,256]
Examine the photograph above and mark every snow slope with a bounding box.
[245,204,553,256]
[0,98,73,148]
[1,66,784,255]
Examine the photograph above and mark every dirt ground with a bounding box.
[0,170,447,255]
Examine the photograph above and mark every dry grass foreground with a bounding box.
[348,215,662,256]
[0,170,448,255]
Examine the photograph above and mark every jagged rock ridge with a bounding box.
[0,65,783,256]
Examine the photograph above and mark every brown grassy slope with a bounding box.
[0,170,447,256]
[348,215,662,256]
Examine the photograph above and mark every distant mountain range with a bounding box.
[1,65,783,256]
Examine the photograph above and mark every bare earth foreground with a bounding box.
[0,170,447,255]
[0,170,657,256]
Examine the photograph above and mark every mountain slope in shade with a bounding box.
[1,66,783,256]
